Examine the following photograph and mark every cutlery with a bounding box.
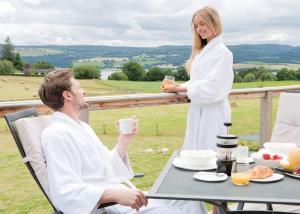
[197,171,225,177]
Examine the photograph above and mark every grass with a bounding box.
[1,75,300,101]
[0,76,299,213]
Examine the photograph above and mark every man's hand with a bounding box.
[101,188,148,211]
[117,116,138,144]
[116,116,138,159]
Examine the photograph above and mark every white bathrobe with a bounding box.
[183,35,234,150]
[42,112,207,214]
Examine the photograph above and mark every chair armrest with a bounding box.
[96,173,144,210]
[98,202,117,209]
[133,173,144,178]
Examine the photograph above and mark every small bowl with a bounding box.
[251,152,284,168]
[180,150,216,167]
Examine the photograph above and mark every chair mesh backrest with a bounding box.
[271,92,300,145]
[15,115,52,196]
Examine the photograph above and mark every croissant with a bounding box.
[250,165,273,179]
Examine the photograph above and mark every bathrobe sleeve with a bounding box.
[109,147,134,181]
[83,123,134,182]
[186,50,233,105]
[42,130,104,214]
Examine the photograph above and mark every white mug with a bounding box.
[119,118,134,134]
[235,146,249,163]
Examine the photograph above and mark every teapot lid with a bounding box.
[216,134,238,148]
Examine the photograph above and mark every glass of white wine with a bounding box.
[164,75,175,83]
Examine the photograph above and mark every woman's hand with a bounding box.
[161,79,187,93]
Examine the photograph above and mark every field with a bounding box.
[1,76,300,213]
[16,48,63,57]
[233,62,300,70]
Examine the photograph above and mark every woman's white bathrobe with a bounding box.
[183,35,234,150]
[42,112,207,214]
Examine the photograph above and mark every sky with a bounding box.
[1,0,300,47]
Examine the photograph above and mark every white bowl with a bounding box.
[180,150,216,167]
[263,142,297,156]
[251,150,286,168]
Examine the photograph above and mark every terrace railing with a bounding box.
[1,85,300,147]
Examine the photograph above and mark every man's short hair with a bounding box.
[38,68,73,110]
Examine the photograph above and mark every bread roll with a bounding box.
[250,165,273,179]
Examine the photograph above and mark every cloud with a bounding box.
[1,0,300,46]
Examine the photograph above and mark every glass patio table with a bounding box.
[146,151,300,213]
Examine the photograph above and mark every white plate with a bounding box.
[173,157,217,171]
[285,172,300,179]
[250,173,284,183]
[193,172,228,182]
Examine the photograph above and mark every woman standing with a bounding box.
[163,6,234,150]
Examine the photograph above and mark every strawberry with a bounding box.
[262,153,271,160]
[272,154,282,160]
[294,167,300,175]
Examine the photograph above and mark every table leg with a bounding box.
[237,202,244,210]
[217,202,228,214]
[266,203,273,211]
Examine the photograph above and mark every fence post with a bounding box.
[103,124,107,135]
[259,91,273,148]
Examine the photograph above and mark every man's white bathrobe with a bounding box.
[41,112,207,214]
[183,35,234,150]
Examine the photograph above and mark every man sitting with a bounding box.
[39,69,207,214]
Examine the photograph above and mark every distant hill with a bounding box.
[14,44,300,68]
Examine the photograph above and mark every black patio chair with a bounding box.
[4,107,143,213]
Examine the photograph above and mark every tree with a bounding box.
[243,73,255,82]
[143,67,164,81]
[260,72,276,81]
[233,71,242,83]
[73,64,101,79]
[108,72,128,80]
[0,60,14,74]
[161,68,173,77]
[31,61,54,69]
[276,68,295,81]
[122,61,145,81]
[13,53,24,71]
[174,66,189,81]
[295,68,300,80]
[1,37,15,62]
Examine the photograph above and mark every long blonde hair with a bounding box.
[186,7,222,72]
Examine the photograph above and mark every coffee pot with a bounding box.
[216,122,238,175]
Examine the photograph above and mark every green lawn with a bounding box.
[0,76,299,213]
